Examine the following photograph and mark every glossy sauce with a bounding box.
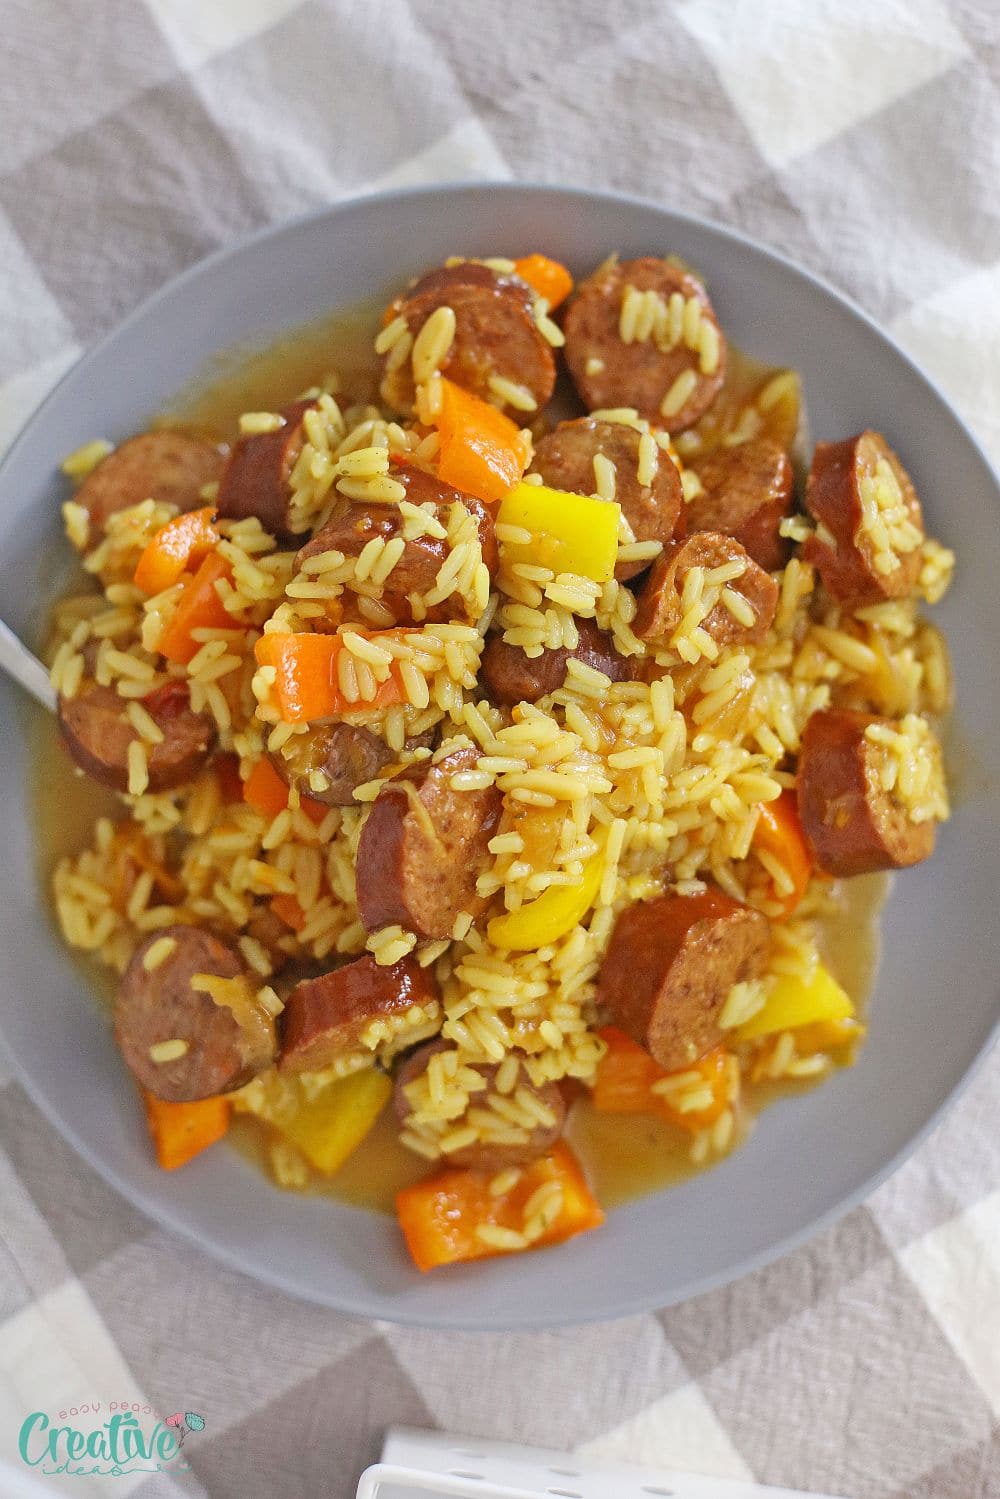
[163,301,384,442]
[34,297,889,1214]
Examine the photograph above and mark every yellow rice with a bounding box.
[46,283,956,1185]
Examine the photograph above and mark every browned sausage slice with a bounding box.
[564,257,726,431]
[74,432,225,537]
[295,465,497,625]
[116,926,276,1101]
[633,532,778,646]
[216,400,314,542]
[58,678,215,793]
[480,617,634,707]
[530,417,685,579]
[597,887,769,1071]
[379,261,556,415]
[796,709,938,876]
[279,954,439,1072]
[687,437,794,571]
[802,430,925,607]
[394,1039,565,1169]
[269,722,435,806]
[356,746,502,939]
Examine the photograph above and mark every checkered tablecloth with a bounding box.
[1,2,998,1496]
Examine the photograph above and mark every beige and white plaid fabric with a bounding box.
[1,2,998,1495]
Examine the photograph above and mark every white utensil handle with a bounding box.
[0,617,56,712]
[357,1428,850,1499]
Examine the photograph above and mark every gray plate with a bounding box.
[0,184,997,1329]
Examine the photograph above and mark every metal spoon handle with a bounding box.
[0,617,56,713]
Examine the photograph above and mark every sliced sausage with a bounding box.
[796,709,937,876]
[379,260,556,415]
[633,532,778,646]
[295,465,497,625]
[269,722,435,806]
[687,437,794,571]
[802,430,925,607]
[530,417,685,580]
[58,678,215,793]
[74,432,225,538]
[394,1039,566,1170]
[216,400,314,542]
[356,746,502,939]
[564,257,726,431]
[279,954,439,1073]
[116,926,276,1102]
[480,617,634,707]
[597,886,770,1071]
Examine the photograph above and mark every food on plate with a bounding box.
[529,416,685,580]
[802,430,925,606]
[796,709,944,876]
[72,432,225,539]
[597,887,770,1071]
[563,256,726,428]
[683,437,794,572]
[116,926,277,1101]
[46,248,954,1271]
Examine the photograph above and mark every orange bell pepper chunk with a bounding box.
[133,507,220,596]
[157,551,233,664]
[591,1026,664,1113]
[654,1046,731,1133]
[143,1091,230,1171]
[433,377,527,504]
[242,756,291,818]
[242,755,327,825]
[513,253,573,310]
[592,1027,732,1133]
[253,630,408,724]
[270,892,307,931]
[396,1142,604,1272]
[254,632,341,723]
[753,789,813,917]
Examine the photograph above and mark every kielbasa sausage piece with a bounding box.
[530,417,685,580]
[687,437,794,572]
[378,261,556,415]
[116,926,276,1102]
[74,432,225,538]
[280,954,439,1072]
[58,678,215,794]
[597,887,770,1071]
[480,617,633,707]
[633,532,778,646]
[216,400,315,542]
[796,709,938,877]
[355,746,502,939]
[802,430,925,607]
[270,721,437,807]
[295,466,497,626]
[564,257,726,431]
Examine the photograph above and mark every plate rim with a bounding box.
[2,178,998,1328]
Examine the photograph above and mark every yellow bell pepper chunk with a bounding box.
[497,482,620,583]
[488,853,603,952]
[737,961,855,1042]
[274,1067,391,1175]
[793,1016,866,1054]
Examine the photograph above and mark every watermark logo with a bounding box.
[17,1403,207,1478]
[163,1411,205,1447]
